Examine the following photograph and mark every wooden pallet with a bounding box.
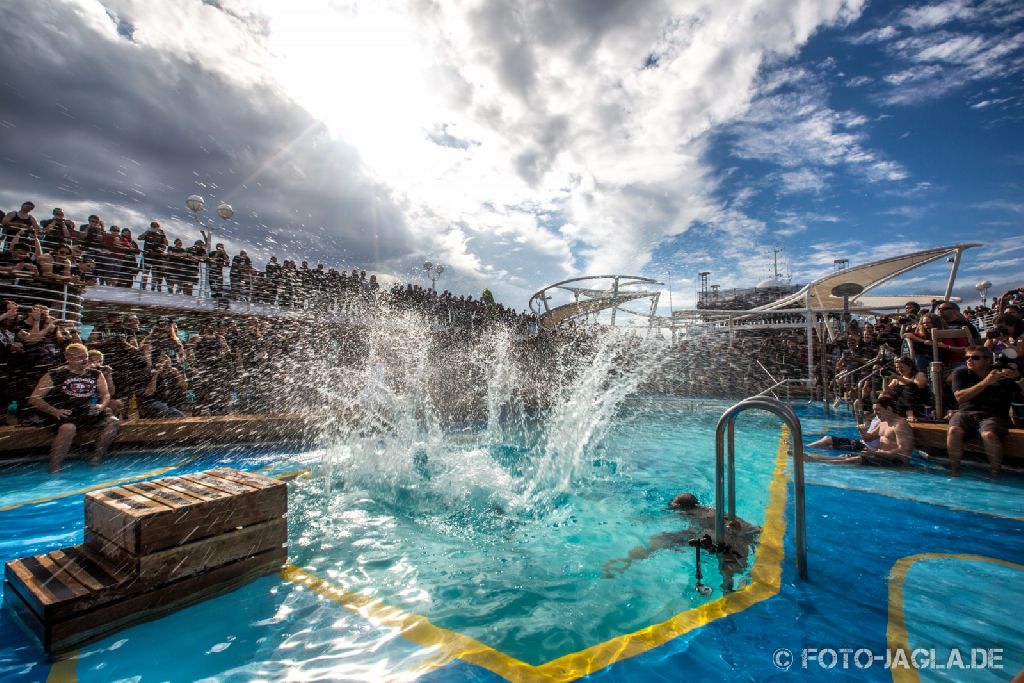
[4,468,288,655]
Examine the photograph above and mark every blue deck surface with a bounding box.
[1,414,1021,682]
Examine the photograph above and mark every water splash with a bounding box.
[316,311,669,520]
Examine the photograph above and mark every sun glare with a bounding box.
[265,2,444,182]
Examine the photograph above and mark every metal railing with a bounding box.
[0,278,85,321]
[714,396,808,579]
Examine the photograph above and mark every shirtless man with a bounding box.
[804,394,914,466]
[602,492,759,592]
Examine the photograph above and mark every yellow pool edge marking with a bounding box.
[283,426,794,682]
[886,553,1024,683]
[806,480,1024,522]
[0,455,198,512]
[44,653,78,683]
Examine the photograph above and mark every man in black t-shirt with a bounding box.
[28,343,119,472]
[946,345,1021,479]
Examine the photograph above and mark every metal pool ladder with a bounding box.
[715,396,808,579]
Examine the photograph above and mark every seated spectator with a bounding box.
[946,346,1021,479]
[935,301,979,365]
[140,353,187,418]
[28,342,119,473]
[141,316,185,369]
[887,355,931,420]
[805,394,914,466]
[903,313,942,373]
[88,348,123,417]
[991,313,1023,342]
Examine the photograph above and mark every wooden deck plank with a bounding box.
[44,546,288,655]
[0,414,315,457]
[179,471,255,497]
[911,423,1024,458]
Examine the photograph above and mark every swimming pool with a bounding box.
[1,400,1022,681]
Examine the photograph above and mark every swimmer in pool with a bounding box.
[602,491,759,592]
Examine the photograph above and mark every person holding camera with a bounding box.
[28,342,119,472]
[946,345,1022,479]
[140,352,187,418]
[40,208,74,252]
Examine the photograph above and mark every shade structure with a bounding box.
[752,243,981,312]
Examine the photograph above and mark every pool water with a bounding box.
[1,401,1022,682]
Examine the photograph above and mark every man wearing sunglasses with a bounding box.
[947,346,1021,479]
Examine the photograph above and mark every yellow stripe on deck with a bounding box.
[0,456,197,512]
[282,426,796,682]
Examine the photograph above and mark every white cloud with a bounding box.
[897,0,974,30]
[5,0,882,306]
[726,83,908,189]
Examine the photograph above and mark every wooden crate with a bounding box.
[5,547,287,655]
[4,468,288,656]
[84,468,287,555]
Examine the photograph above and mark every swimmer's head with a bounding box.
[669,492,699,510]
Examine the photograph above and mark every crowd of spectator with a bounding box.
[4,200,1022,477]
[1,201,535,331]
[820,291,1024,478]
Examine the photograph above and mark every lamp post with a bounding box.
[423,260,444,291]
[976,280,992,307]
[186,195,235,299]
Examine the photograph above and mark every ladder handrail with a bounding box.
[714,396,808,579]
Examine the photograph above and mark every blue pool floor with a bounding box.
[1,410,1022,682]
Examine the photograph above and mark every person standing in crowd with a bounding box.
[28,343,119,472]
[265,256,282,304]
[2,201,40,251]
[208,243,230,299]
[230,249,252,300]
[165,238,189,295]
[946,346,1021,479]
[0,242,39,279]
[139,221,168,292]
[40,208,74,252]
[184,239,207,296]
[115,227,140,287]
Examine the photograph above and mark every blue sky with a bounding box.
[0,0,1021,311]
